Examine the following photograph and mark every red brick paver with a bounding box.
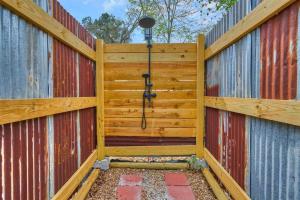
[167,186,195,200]
[165,173,189,186]
[119,175,143,186]
[117,186,142,200]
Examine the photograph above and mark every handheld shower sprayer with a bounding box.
[138,16,156,129]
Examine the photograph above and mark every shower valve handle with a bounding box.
[142,73,150,78]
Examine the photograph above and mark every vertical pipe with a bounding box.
[96,39,105,160]
[196,34,205,158]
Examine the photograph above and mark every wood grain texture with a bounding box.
[205,96,300,127]
[205,0,296,60]
[96,39,105,160]
[110,162,189,170]
[202,168,228,200]
[105,108,196,118]
[204,149,250,200]
[105,118,196,128]
[104,99,196,109]
[104,91,196,100]
[104,63,196,81]
[72,169,100,200]
[0,0,96,61]
[105,145,196,156]
[104,43,196,53]
[104,52,196,63]
[105,127,196,137]
[52,150,97,200]
[196,34,205,158]
[104,80,196,90]
[0,97,96,125]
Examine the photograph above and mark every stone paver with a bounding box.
[119,175,143,186]
[167,186,195,200]
[117,186,142,200]
[164,173,189,186]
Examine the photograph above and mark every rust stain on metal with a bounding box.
[1,118,48,200]
[260,2,299,100]
[205,85,220,160]
[221,112,246,189]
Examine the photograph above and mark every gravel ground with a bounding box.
[86,168,217,200]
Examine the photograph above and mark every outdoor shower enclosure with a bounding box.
[0,0,299,200]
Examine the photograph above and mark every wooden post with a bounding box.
[196,34,205,158]
[96,39,105,160]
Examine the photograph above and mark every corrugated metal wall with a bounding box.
[0,0,50,199]
[52,0,96,194]
[0,0,97,199]
[205,0,300,198]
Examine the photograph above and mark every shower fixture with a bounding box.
[139,16,156,129]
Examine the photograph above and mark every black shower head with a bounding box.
[138,16,155,29]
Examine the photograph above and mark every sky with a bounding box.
[58,0,224,43]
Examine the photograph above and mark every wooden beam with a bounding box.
[105,145,196,156]
[52,150,97,200]
[105,127,196,137]
[0,0,96,61]
[96,39,105,160]
[205,0,296,60]
[72,169,100,200]
[110,162,189,170]
[104,52,196,63]
[0,97,96,125]
[202,168,228,200]
[104,43,197,53]
[196,34,205,158]
[204,149,250,200]
[205,96,300,127]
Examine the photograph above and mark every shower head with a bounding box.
[138,16,155,29]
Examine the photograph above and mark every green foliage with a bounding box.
[82,13,131,43]
[188,156,204,171]
[198,0,238,10]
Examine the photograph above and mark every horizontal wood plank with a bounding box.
[0,0,96,61]
[105,91,196,100]
[104,99,196,109]
[104,63,196,81]
[204,149,250,200]
[52,150,97,200]
[0,97,96,125]
[104,43,196,53]
[104,80,196,90]
[105,127,196,137]
[105,118,196,127]
[105,145,196,156]
[105,108,196,118]
[205,0,296,60]
[104,52,196,63]
[205,96,300,127]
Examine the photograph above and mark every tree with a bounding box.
[82,13,134,43]
[128,0,224,43]
[198,0,238,10]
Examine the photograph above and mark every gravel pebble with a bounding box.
[86,168,216,200]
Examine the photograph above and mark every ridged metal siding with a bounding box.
[250,2,300,200]
[0,0,51,199]
[206,0,300,198]
[52,0,97,192]
[205,0,252,189]
[78,25,97,164]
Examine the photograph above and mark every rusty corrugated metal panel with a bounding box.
[0,0,51,199]
[221,112,246,189]
[105,137,195,146]
[205,85,220,160]
[205,0,252,191]
[249,2,300,199]
[53,0,79,192]
[78,26,97,164]
[260,2,299,100]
